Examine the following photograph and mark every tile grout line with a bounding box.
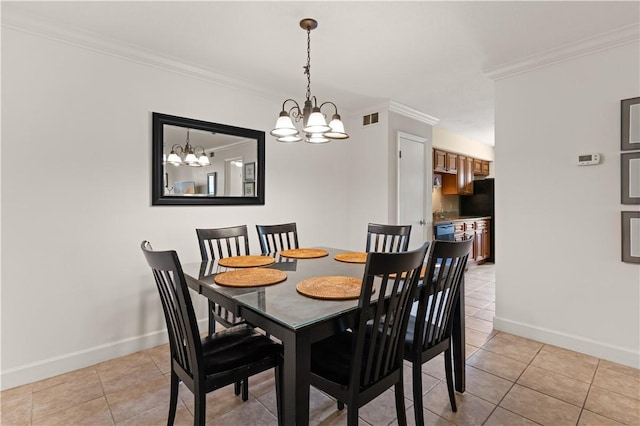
[95,368,117,426]
[575,358,600,426]
[477,339,544,426]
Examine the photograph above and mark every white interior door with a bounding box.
[225,157,243,196]
[398,132,427,249]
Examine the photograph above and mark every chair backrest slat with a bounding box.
[366,223,412,253]
[141,241,204,379]
[196,226,250,261]
[256,223,299,254]
[414,239,473,353]
[351,243,429,389]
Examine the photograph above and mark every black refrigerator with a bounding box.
[460,178,495,262]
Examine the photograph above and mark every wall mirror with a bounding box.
[152,113,265,205]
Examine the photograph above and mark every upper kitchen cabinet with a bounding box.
[434,149,447,172]
[473,158,490,176]
[433,149,457,173]
[442,154,473,195]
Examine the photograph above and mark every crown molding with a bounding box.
[484,24,640,81]
[1,8,281,101]
[388,101,439,125]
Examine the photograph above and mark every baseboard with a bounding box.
[0,318,208,391]
[493,316,640,369]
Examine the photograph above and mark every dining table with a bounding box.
[182,246,466,426]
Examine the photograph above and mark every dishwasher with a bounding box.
[434,223,455,241]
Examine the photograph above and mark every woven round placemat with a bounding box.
[214,268,287,287]
[279,248,329,259]
[333,252,368,264]
[217,255,276,268]
[297,276,374,300]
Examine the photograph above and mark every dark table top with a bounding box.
[182,247,371,330]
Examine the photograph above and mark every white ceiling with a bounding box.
[3,1,639,145]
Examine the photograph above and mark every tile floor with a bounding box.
[2,264,639,425]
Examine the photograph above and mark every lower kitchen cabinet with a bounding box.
[448,218,490,265]
[474,220,490,263]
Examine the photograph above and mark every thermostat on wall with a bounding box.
[577,153,601,166]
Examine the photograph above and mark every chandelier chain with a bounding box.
[305,26,311,102]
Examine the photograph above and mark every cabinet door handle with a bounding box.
[419,220,426,225]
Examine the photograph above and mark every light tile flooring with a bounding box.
[3,264,640,425]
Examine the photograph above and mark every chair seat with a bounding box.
[202,324,281,375]
[311,330,382,387]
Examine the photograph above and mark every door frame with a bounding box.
[396,131,428,245]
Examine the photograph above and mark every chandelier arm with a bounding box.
[281,98,300,111]
[319,101,339,114]
[171,144,184,155]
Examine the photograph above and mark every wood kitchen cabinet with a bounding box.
[433,149,447,172]
[434,149,457,174]
[474,159,490,176]
[446,217,490,265]
[464,157,474,194]
[481,160,490,176]
[442,155,473,195]
[474,219,490,263]
[445,152,457,173]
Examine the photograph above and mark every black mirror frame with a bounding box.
[152,112,265,206]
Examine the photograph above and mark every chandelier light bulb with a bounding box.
[303,108,331,134]
[270,112,299,137]
[184,152,199,166]
[198,154,210,166]
[277,135,304,143]
[325,114,349,139]
[306,133,330,144]
[167,151,182,165]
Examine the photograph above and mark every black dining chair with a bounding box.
[196,225,252,400]
[256,222,299,254]
[308,242,430,426]
[404,238,473,426]
[196,226,250,335]
[366,223,412,253]
[140,241,282,426]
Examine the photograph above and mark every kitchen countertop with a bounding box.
[433,216,491,225]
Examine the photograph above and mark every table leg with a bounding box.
[453,274,466,392]
[281,330,311,426]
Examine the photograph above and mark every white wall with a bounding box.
[494,42,640,367]
[345,109,434,250]
[1,27,353,389]
[346,111,390,250]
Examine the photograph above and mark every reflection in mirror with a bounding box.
[163,125,254,196]
[152,113,265,205]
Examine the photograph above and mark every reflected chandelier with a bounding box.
[270,18,349,144]
[166,129,210,167]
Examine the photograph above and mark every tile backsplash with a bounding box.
[432,188,459,217]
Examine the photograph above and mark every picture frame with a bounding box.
[621,152,640,204]
[622,211,640,263]
[244,162,256,182]
[621,97,640,151]
[243,181,255,197]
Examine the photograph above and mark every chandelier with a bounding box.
[166,129,210,167]
[270,18,349,144]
